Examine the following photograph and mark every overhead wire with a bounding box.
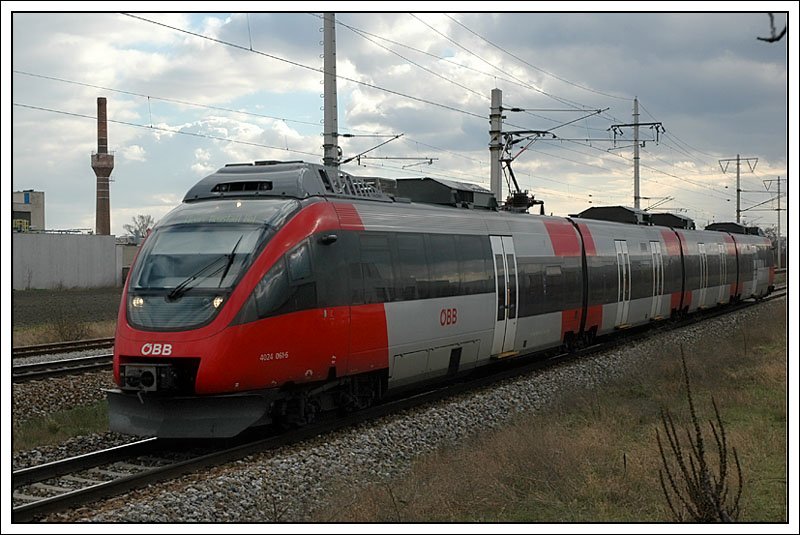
[330,13,630,158]
[309,13,489,102]
[13,102,322,158]
[635,99,771,195]
[13,70,325,129]
[547,138,740,205]
[319,14,577,104]
[327,14,618,133]
[444,14,631,102]
[407,13,580,109]
[122,13,486,120]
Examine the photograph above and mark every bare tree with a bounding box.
[123,214,155,241]
[757,13,787,43]
[656,347,743,522]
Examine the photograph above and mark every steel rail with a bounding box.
[12,354,114,383]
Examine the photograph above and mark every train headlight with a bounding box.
[131,296,145,308]
[213,296,224,308]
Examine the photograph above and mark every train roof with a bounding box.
[183,160,392,204]
[183,160,502,211]
[182,161,767,239]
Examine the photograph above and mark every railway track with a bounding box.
[13,337,115,359]
[12,289,786,521]
[12,354,113,383]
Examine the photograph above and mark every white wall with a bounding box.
[13,233,119,289]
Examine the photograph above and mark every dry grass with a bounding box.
[12,320,116,347]
[313,300,787,523]
[12,286,122,345]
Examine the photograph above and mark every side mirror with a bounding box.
[320,233,338,245]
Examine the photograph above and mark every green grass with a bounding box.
[13,401,109,452]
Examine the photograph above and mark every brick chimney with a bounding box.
[91,97,114,235]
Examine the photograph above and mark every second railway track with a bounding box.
[13,337,115,359]
[12,354,114,383]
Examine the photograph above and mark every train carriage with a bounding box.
[676,229,738,312]
[108,160,774,438]
[730,232,775,299]
[571,218,684,337]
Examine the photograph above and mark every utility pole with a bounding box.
[489,88,503,202]
[609,97,663,210]
[718,154,758,223]
[763,176,785,269]
[322,13,340,173]
[777,175,782,269]
[633,97,640,209]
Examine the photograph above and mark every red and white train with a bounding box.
[108,161,775,438]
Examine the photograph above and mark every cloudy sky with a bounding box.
[4,5,794,237]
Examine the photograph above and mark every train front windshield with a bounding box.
[132,225,263,291]
[126,198,299,331]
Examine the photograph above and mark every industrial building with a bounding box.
[12,190,45,232]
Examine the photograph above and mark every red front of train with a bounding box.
[109,191,388,438]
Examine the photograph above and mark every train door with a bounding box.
[490,236,518,355]
[717,243,727,304]
[751,245,760,296]
[614,240,631,327]
[649,241,664,319]
[698,243,708,306]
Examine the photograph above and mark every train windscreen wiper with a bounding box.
[166,255,226,301]
[217,235,244,288]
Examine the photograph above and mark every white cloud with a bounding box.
[191,147,215,175]
[120,145,147,162]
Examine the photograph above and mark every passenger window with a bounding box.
[395,233,430,300]
[359,233,395,304]
[428,235,459,298]
[456,235,491,295]
[544,265,562,297]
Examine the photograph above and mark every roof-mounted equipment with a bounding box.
[573,206,653,225]
[395,177,498,210]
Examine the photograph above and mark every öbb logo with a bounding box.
[440,308,458,326]
[141,343,173,356]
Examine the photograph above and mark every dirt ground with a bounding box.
[12,287,123,327]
